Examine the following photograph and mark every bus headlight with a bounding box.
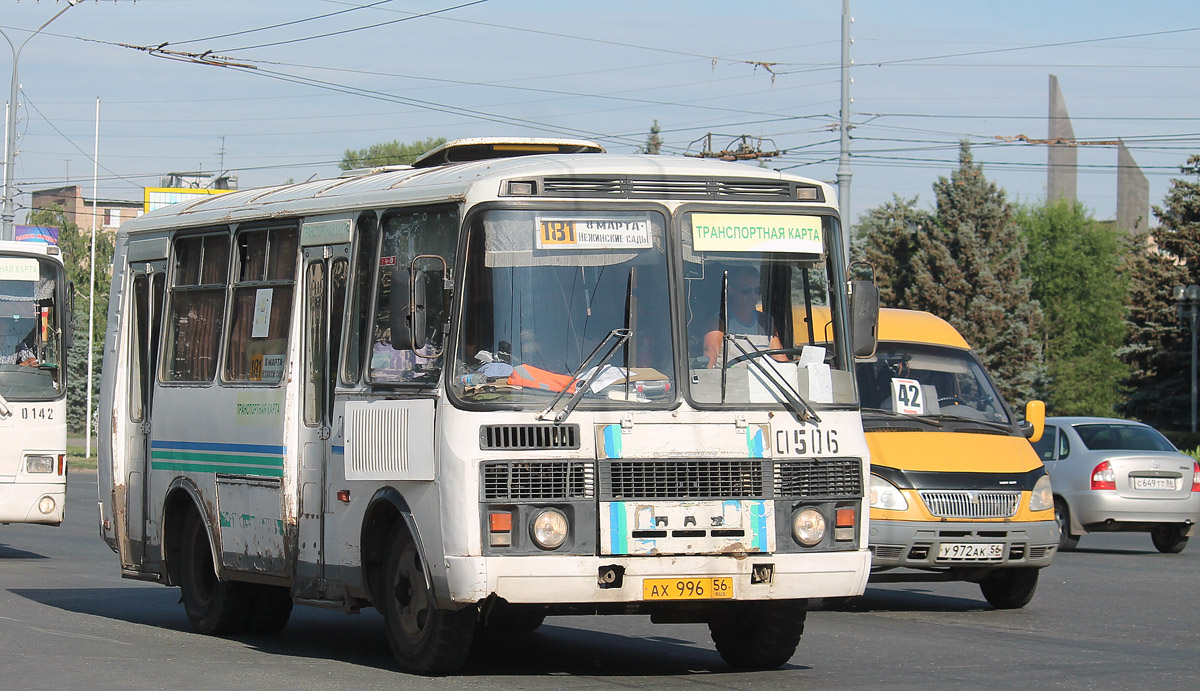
[530,508,568,550]
[1029,474,1054,512]
[869,474,908,511]
[792,507,826,547]
[26,455,54,473]
[38,496,56,515]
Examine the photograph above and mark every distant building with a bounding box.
[159,171,238,190]
[29,185,143,232]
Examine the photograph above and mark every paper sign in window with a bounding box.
[252,288,273,338]
[891,377,924,414]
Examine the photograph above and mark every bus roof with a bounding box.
[877,308,970,349]
[119,152,836,235]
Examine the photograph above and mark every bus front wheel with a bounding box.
[380,531,476,674]
[708,599,807,669]
[179,511,248,634]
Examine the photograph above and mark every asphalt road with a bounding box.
[2,471,1197,690]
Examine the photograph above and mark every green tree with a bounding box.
[851,194,933,306]
[1018,199,1127,415]
[640,120,663,155]
[859,142,1044,405]
[28,205,114,435]
[339,136,446,170]
[1119,154,1200,429]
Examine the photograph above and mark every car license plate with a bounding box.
[643,577,734,601]
[1133,477,1176,491]
[937,543,1003,561]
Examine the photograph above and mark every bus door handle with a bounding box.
[140,421,152,435]
[318,426,330,441]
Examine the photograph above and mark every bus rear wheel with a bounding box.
[179,511,249,634]
[380,531,476,674]
[708,599,806,669]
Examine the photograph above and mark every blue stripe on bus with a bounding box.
[151,440,286,456]
[752,500,768,552]
[609,502,627,555]
[331,446,344,455]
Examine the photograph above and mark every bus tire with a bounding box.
[381,531,476,674]
[708,599,806,669]
[246,583,294,634]
[179,511,248,635]
[979,567,1039,609]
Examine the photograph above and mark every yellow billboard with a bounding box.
[144,187,232,214]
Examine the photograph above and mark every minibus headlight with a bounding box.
[530,509,568,550]
[792,507,826,547]
[25,455,54,474]
[1030,474,1054,512]
[869,474,908,511]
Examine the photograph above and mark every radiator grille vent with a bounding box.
[919,490,1021,519]
[600,459,768,500]
[480,424,580,450]
[482,461,595,500]
[538,176,805,201]
[774,457,864,498]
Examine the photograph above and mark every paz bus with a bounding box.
[97,138,878,674]
[0,240,68,526]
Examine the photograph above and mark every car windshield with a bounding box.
[856,342,1010,424]
[453,208,674,406]
[1073,423,1176,452]
[0,255,64,400]
[682,211,855,407]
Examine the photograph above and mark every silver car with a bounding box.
[1033,417,1200,553]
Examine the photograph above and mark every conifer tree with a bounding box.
[640,120,663,155]
[1119,154,1200,429]
[905,142,1044,405]
[852,194,933,306]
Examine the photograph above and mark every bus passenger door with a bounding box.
[124,264,166,569]
[296,245,349,596]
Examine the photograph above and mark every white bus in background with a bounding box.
[0,241,69,526]
[97,138,878,674]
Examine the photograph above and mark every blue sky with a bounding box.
[2,0,1197,227]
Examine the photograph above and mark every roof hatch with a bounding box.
[411,137,604,168]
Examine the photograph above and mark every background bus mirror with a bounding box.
[388,267,414,351]
[851,279,879,358]
[1022,400,1046,443]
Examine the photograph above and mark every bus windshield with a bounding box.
[453,208,674,406]
[0,256,64,400]
[857,343,1010,424]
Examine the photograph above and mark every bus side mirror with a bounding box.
[1022,400,1045,443]
[850,279,879,358]
[388,267,414,351]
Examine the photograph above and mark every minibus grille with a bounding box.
[482,461,595,500]
[919,490,1021,519]
[479,424,580,450]
[774,457,863,498]
[600,459,769,500]
[538,176,803,201]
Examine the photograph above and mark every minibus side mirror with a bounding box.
[850,279,879,358]
[1021,400,1046,443]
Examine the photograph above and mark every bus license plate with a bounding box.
[937,543,1003,560]
[643,577,734,601]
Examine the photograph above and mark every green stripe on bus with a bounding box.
[150,461,284,477]
[150,450,284,466]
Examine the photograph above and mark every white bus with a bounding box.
[0,241,68,526]
[97,139,878,674]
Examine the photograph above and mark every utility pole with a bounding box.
[837,0,853,266]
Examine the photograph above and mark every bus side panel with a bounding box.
[98,238,130,555]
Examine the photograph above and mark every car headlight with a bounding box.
[25,455,54,474]
[1029,474,1054,512]
[792,507,827,546]
[530,508,568,550]
[869,474,908,511]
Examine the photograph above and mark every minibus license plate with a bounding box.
[643,577,734,601]
[1133,477,1175,491]
[937,543,1003,560]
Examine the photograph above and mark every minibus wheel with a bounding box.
[381,531,476,674]
[979,567,1039,609]
[708,599,807,669]
[179,510,249,634]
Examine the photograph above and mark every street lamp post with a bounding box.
[1175,284,1200,434]
[2,0,80,240]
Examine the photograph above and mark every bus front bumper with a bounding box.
[0,480,65,525]
[445,549,870,604]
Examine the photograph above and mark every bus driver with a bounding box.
[702,266,783,368]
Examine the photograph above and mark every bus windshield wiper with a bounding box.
[0,391,10,418]
[724,334,821,423]
[537,328,632,424]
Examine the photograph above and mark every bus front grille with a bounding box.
[482,461,595,500]
[600,459,769,500]
[774,457,864,498]
[479,423,580,450]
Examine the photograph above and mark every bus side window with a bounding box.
[164,232,230,382]
[341,212,378,386]
[368,206,457,385]
[224,226,298,384]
